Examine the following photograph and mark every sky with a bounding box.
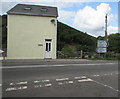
[0,0,119,37]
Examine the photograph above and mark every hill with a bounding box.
[57,21,97,52]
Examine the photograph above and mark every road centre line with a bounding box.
[1,63,117,69]
[78,78,93,82]
[56,78,69,81]
[74,76,87,79]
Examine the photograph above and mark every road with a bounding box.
[1,60,119,97]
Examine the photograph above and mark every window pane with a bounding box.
[46,43,48,51]
[49,43,51,51]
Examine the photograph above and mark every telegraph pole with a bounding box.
[105,14,108,41]
[105,14,108,56]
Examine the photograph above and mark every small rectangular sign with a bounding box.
[97,48,107,53]
[97,40,107,48]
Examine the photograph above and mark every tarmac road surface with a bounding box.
[1,60,119,97]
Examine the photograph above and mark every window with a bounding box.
[24,7,32,10]
[49,43,51,51]
[46,43,48,51]
[40,8,48,12]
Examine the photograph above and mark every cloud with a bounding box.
[58,10,76,25]
[73,3,117,37]
[108,26,118,34]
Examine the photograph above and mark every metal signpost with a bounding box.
[97,40,107,53]
[97,14,109,57]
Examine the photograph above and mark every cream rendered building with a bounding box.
[7,4,58,59]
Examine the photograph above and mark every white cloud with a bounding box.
[58,10,76,24]
[108,26,118,34]
[73,3,117,37]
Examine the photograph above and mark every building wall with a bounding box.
[7,14,57,59]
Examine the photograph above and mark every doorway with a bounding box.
[45,39,52,59]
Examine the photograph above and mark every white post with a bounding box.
[81,50,83,59]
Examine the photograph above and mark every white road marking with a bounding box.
[10,81,27,85]
[22,86,27,89]
[42,80,50,82]
[58,82,63,85]
[78,78,93,82]
[10,83,14,85]
[67,81,73,84]
[93,75,100,77]
[104,74,108,76]
[16,81,27,85]
[0,84,2,87]
[1,63,117,69]
[110,73,113,75]
[34,85,42,88]
[74,76,87,79]
[6,86,27,91]
[6,87,17,91]
[56,78,69,81]
[34,80,40,83]
[45,83,52,87]
[92,80,120,92]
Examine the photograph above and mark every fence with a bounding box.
[57,51,120,60]
[57,51,95,59]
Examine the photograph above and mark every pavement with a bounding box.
[2,59,118,66]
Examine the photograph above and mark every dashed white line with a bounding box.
[67,81,74,84]
[16,81,28,85]
[6,86,28,92]
[58,82,63,85]
[74,76,87,79]
[104,74,108,76]
[34,80,40,83]
[93,75,100,77]
[42,80,50,82]
[34,85,42,88]
[10,83,14,85]
[56,78,69,81]
[110,73,113,75]
[0,84,2,87]
[78,78,93,82]
[10,81,28,85]
[45,83,52,87]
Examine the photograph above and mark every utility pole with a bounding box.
[105,14,108,56]
[105,14,108,41]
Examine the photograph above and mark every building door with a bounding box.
[45,39,52,59]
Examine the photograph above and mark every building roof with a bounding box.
[7,4,58,17]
